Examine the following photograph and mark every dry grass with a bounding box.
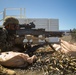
[61,35,76,43]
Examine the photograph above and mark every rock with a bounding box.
[0,65,16,75]
[5,69,16,75]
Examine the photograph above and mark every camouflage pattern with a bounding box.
[0,28,7,51]
[0,28,14,51]
[0,17,20,52]
[3,16,19,27]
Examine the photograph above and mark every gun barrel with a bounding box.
[16,29,64,37]
[45,31,64,37]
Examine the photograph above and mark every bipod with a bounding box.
[45,40,56,52]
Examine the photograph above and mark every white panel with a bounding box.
[49,19,59,31]
[18,18,27,24]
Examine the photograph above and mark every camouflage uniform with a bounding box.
[0,17,19,52]
[0,28,14,51]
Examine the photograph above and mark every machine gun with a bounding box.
[17,22,63,38]
[4,22,64,52]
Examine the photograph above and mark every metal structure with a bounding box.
[0,8,26,25]
[0,11,3,25]
[3,8,26,18]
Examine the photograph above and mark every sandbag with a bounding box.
[53,40,76,56]
[0,51,37,67]
[61,40,76,56]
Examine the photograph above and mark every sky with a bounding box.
[0,0,76,30]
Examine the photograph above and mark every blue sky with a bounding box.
[0,0,76,30]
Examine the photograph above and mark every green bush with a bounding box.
[70,28,76,41]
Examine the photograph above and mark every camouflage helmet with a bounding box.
[3,16,19,27]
